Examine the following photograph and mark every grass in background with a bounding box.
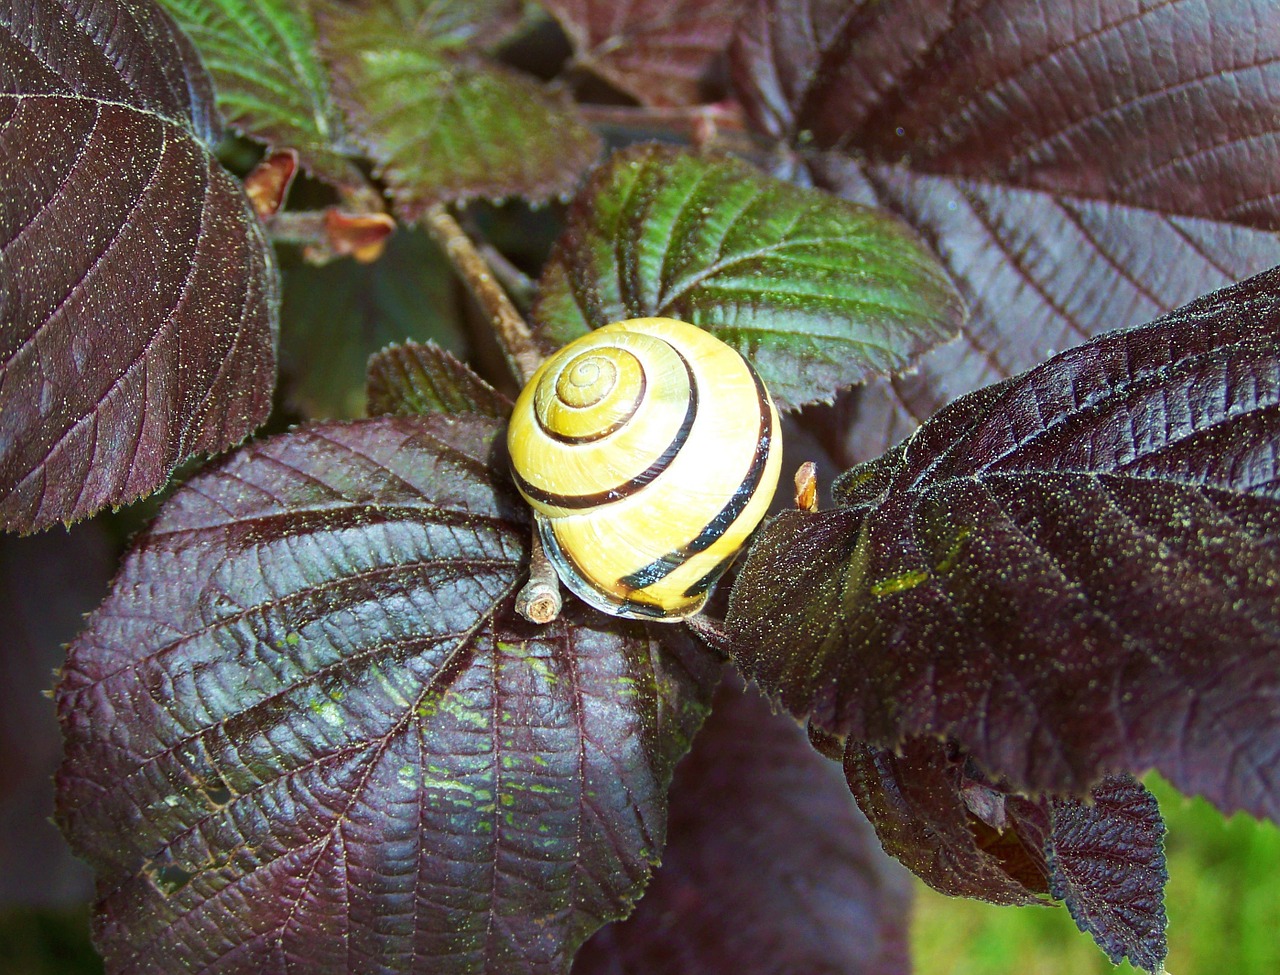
[911,773,1280,975]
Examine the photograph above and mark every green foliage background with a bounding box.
[912,774,1280,975]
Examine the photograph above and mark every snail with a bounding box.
[507,317,783,621]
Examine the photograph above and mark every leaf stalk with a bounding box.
[422,203,544,386]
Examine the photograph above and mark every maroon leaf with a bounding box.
[730,0,1280,459]
[56,414,716,974]
[846,738,1168,970]
[366,342,513,420]
[1048,774,1168,971]
[843,737,1048,906]
[1,0,279,533]
[542,0,751,107]
[574,675,913,975]
[726,268,1280,821]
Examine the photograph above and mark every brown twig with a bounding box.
[575,101,762,158]
[422,203,560,620]
[575,101,746,136]
[422,203,543,386]
[515,528,563,624]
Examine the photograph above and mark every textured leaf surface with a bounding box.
[320,1,600,216]
[279,228,464,419]
[155,0,357,184]
[56,415,715,975]
[367,342,512,420]
[847,738,1167,970]
[730,0,1280,457]
[726,268,1280,821]
[532,143,964,410]
[0,0,278,533]
[1050,775,1168,971]
[844,738,1048,906]
[574,676,913,975]
[541,0,750,107]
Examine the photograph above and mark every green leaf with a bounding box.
[279,228,465,419]
[531,144,965,410]
[367,341,512,419]
[319,1,601,216]
[155,0,358,185]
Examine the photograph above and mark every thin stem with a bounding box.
[575,101,761,158]
[423,204,560,620]
[575,101,746,136]
[516,528,563,624]
[423,203,543,386]
[456,211,537,307]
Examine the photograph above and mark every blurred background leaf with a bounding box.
[278,227,466,419]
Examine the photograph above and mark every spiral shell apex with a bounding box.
[507,317,783,620]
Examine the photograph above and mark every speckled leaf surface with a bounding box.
[55,414,716,975]
[540,0,751,107]
[532,144,964,410]
[320,0,600,216]
[730,0,1280,459]
[155,0,358,185]
[847,738,1167,970]
[843,738,1049,907]
[574,677,913,975]
[367,341,512,420]
[726,268,1280,822]
[0,0,279,533]
[1049,774,1168,971]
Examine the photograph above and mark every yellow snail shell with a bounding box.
[507,317,783,621]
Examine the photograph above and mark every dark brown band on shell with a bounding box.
[512,347,697,509]
[534,368,647,445]
[619,362,774,591]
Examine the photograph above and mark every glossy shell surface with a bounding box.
[507,317,782,620]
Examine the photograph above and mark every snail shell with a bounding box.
[507,317,783,621]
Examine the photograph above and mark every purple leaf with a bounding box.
[730,0,1280,458]
[846,737,1168,970]
[726,268,1280,821]
[366,342,513,420]
[574,676,913,975]
[1,0,279,532]
[843,737,1048,906]
[1048,774,1168,971]
[56,414,716,974]
[541,0,752,107]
